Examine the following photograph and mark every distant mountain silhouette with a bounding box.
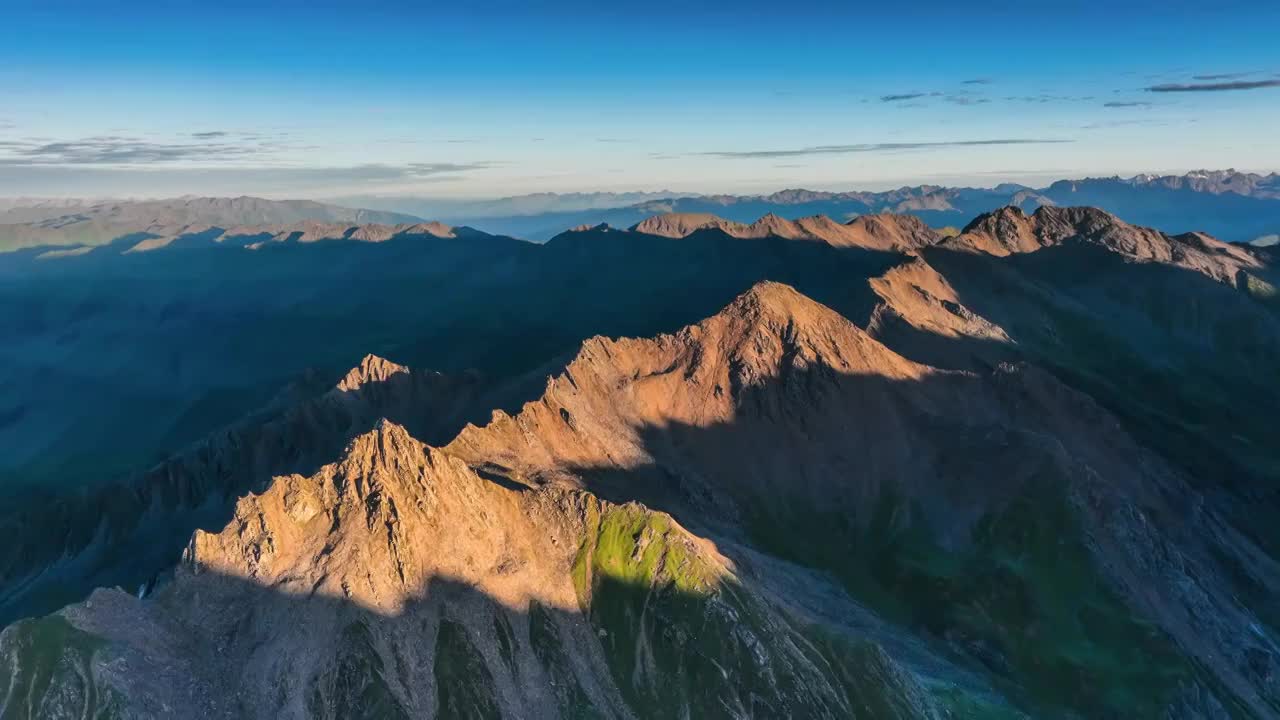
[0,195,423,251]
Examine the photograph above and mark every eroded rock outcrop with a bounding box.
[0,354,483,627]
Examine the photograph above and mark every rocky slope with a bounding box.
[629,211,941,251]
[865,256,1016,371]
[947,205,1267,284]
[0,354,487,627]
[7,281,1280,718]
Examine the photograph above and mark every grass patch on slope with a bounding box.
[0,615,120,720]
[570,499,965,718]
[746,487,1191,718]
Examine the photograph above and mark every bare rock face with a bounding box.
[834,213,942,251]
[629,212,741,238]
[950,205,1265,283]
[631,211,817,241]
[865,256,1016,371]
[0,354,483,627]
[630,211,942,251]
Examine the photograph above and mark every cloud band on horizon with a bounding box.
[1146,79,1280,92]
[700,139,1073,160]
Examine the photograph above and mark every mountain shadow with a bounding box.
[914,244,1280,555]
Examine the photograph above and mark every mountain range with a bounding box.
[4,170,1280,253]
[342,169,1280,243]
[1,201,1278,717]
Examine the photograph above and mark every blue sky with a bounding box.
[2,0,1278,198]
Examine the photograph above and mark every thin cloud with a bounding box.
[883,89,991,106]
[961,78,992,85]
[1192,72,1256,81]
[0,132,495,195]
[0,136,262,165]
[0,161,494,196]
[944,94,991,106]
[1103,101,1153,108]
[1004,94,1095,104]
[0,132,319,166]
[880,92,937,102]
[1081,118,1182,130]
[700,138,1072,160]
[393,162,492,177]
[1146,79,1280,92]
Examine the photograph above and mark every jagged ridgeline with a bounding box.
[1,205,1279,719]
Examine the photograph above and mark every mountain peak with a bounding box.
[627,212,811,241]
[339,417,426,476]
[399,221,458,238]
[746,212,805,238]
[947,204,1262,282]
[722,279,826,319]
[336,354,409,392]
[630,212,732,237]
[571,222,614,233]
[839,213,942,251]
[626,211,937,251]
[444,280,935,519]
[179,413,577,616]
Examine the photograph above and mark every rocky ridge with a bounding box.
[946,205,1266,284]
[629,211,941,251]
